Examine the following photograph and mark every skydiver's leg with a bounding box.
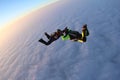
[45,32,51,39]
[38,37,54,45]
[38,38,49,45]
[46,40,53,45]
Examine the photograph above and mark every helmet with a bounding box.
[83,24,87,28]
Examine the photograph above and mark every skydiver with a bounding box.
[38,29,63,45]
[61,24,89,43]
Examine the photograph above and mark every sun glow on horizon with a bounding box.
[0,0,59,29]
[0,0,59,45]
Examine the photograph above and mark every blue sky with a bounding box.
[0,0,58,28]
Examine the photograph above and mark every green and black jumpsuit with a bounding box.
[61,28,89,42]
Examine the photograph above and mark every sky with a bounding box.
[0,0,120,80]
[0,0,58,28]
